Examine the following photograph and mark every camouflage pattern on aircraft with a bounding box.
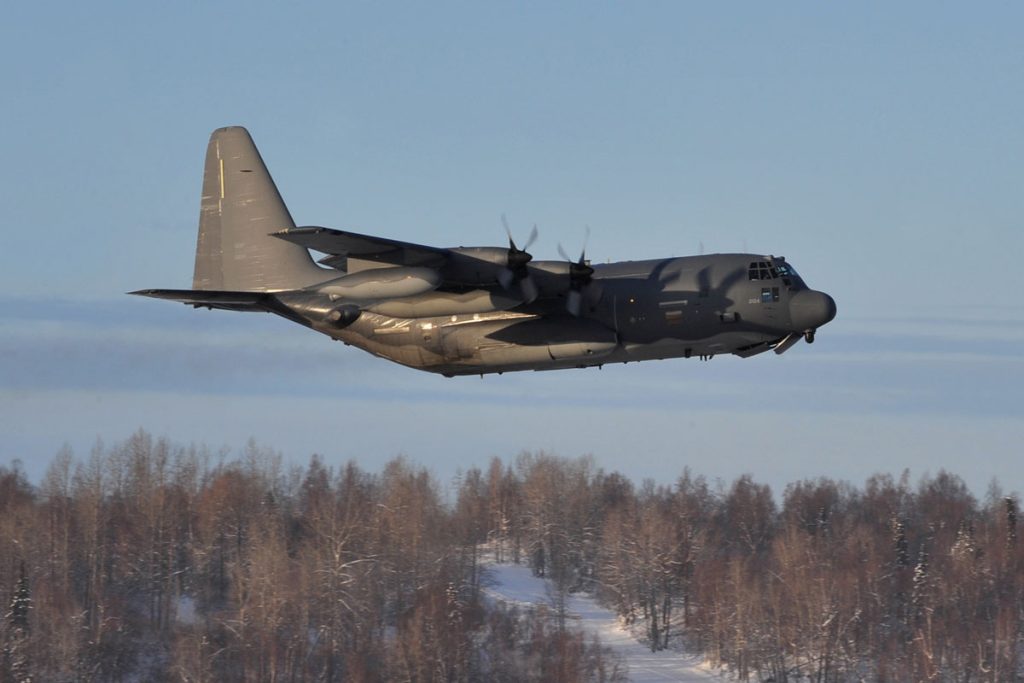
[133,127,836,376]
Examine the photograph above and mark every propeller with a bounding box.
[558,227,597,316]
[497,215,540,303]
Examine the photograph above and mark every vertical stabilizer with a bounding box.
[193,127,330,291]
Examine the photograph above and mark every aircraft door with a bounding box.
[759,285,781,321]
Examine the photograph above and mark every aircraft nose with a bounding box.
[789,290,836,332]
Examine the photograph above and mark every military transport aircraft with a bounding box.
[132,127,836,377]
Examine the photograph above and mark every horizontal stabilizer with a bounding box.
[129,289,270,312]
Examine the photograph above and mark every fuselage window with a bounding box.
[761,287,772,303]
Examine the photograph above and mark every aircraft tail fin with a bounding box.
[192,127,332,292]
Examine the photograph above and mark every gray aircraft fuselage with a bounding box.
[133,127,836,376]
[276,253,834,376]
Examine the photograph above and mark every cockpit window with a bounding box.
[750,260,800,281]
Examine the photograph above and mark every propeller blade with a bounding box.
[579,225,590,264]
[523,224,539,251]
[502,213,514,246]
[566,289,583,317]
[503,215,538,251]
[502,215,536,269]
[520,276,539,304]
[497,268,515,290]
[497,215,539,302]
[559,227,591,265]
[559,228,597,315]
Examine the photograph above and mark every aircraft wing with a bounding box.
[274,226,447,269]
[275,226,569,303]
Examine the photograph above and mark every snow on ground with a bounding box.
[175,595,198,625]
[482,561,724,683]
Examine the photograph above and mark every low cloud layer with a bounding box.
[2,296,1021,496]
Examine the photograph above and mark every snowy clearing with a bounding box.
[483,561,724,683]
[175,595,198,625]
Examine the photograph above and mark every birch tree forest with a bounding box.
[1,431,1020,682]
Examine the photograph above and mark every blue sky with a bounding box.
[2,2,1022,496]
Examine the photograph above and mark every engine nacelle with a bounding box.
[441,248,512,286]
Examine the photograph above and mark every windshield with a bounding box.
[748,259,804,288]
[773,262,798,278]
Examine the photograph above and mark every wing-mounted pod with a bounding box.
[275,267,442,329]
[316,267,442,301]
[367,290,524,318]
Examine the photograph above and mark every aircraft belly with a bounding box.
[610,330,779,363]
[437,317,618,372]
[323,309,779,374]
